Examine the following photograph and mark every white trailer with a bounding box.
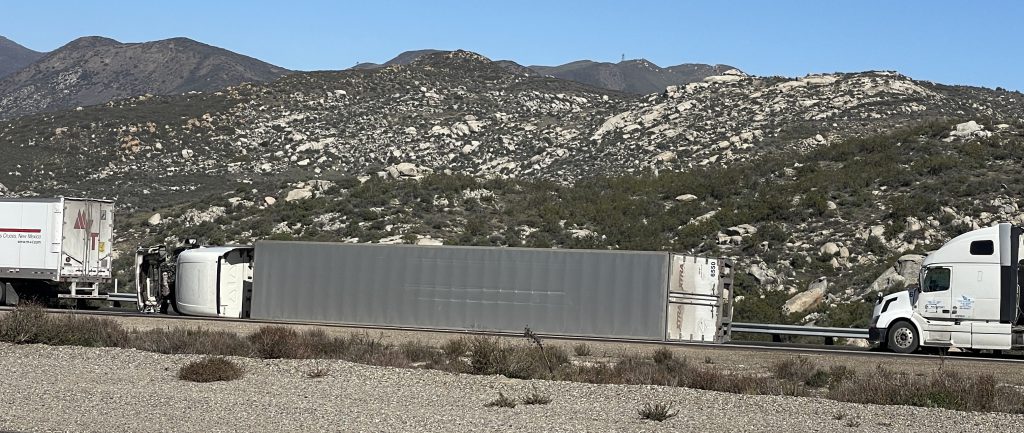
[136,242,733,343]
[870,222,1024,353]
[0,197,131,306]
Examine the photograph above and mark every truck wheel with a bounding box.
[887,322,918,354]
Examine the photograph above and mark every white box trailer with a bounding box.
[0,197,125,305]
[250,242,734,342]
[137,242,734,343]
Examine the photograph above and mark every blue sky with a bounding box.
[3,0,1022,90]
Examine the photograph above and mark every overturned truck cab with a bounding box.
[869,223,1024,353]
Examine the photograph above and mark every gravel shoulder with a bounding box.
[1,343,1023,433]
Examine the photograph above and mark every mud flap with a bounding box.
[1,281,19,306]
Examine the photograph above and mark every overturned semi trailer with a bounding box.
[248,241,733,343]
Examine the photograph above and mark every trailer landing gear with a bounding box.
[1,281,19,306]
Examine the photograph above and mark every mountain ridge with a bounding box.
[0,36,290,119]
[351,49,738,94]
[0,36,45,79]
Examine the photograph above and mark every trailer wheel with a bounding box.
[887,321,918,354]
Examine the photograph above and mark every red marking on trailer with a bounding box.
[74,210,88,230]
[0,228,41,233]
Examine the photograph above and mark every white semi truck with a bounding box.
[0,197,134,306]
[870,222,1024,353]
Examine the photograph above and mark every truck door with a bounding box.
[917,266,952,321]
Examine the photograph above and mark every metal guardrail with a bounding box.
[731,322,869,345]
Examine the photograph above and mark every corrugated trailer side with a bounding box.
[251,241,671,340]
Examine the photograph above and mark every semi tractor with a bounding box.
[870,222,1024,353]
[0,197,133,306]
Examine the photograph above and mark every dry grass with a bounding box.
[400,340,442,363]
[771,357,857,388]
[303,361,331,379]
[484,392,517,408]
[637,402,677,422]
[520,386,552,405]
[572,342,592,357]
[6,306,1024,414]
[441,337,469,359]
[0,304,129,347]
[178,356,244,382]
[132,327,253,356]
[248,326,309,359]
[828,365,1024,413]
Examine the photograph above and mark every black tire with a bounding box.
[887,321,919,354]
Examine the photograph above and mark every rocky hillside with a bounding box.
[352,50,732,94]
[0,36,44,79]
[0,36,290,119]
[2,49,1023,328]
[530,59,737,95]
[352,49,446,69]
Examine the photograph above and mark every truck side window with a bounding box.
[970,240,994,255]
[922,267,951,293]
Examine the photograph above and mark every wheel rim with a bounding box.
[893,327,914,349]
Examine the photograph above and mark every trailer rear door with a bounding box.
[61,199,113,279]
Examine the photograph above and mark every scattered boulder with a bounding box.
[784,278,827,314]
[180,149,194,159]
[263,196,277,206]
[819,242,841,256]
[747,263,778,285]
[147,213,162,226]
[867,254,925,293]
[654,151,677,162]
[386,162,427,179]
[675,194,698,203]
[950,120,991,139]
[723,224,758,237]
[691,210,718,224]
[284,188,313,202]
